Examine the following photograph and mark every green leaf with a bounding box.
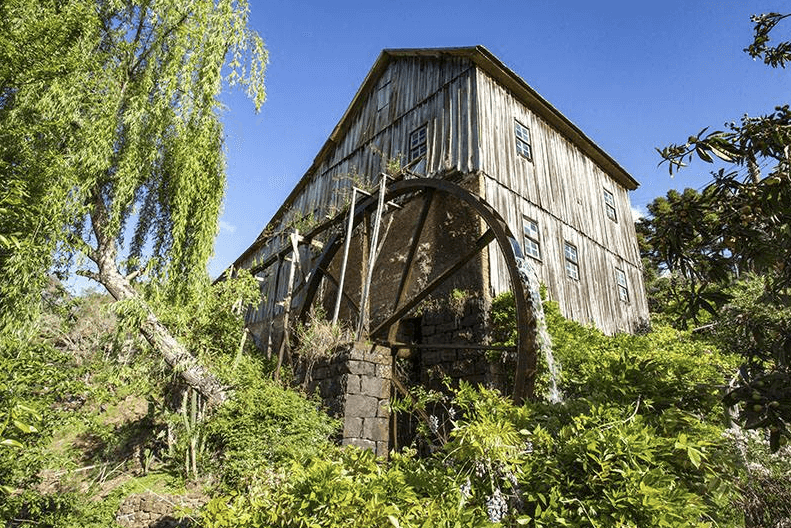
[708,144,735,162]
[687,447,703,468]
[13,420,37,434]
[1,438,24,448]
[695,145,714,163]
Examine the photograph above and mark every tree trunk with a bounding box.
[86,193,227,407]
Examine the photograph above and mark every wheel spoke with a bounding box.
[388,190,434,342]
[371,228,495,338]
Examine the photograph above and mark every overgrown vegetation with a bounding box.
[200,298,751,527]
[2,6,791,528]
[0,274,337,525]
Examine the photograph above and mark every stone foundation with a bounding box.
[419,298,510,394]
[115,491,205,528]
[299,342,392,457]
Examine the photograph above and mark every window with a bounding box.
[376,79,391,111]
[603,188,617,222]
[514,120,532,160]
[409,125,427,161]
[522,216,541,260]
[564,241,579,280]
[615,268,629,302]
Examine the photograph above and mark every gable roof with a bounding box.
[232,46,638,270]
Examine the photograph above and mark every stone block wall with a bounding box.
[419,297,510,394]
[299,342,392,457]
[115,491,205,528]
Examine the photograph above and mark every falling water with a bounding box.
[516,256,563,403]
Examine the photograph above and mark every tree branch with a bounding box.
[128,8,189,79]
[75,269,100,282]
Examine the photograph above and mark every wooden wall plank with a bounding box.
[240,57,479,323]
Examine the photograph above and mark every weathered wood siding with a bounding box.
[240,56,480,325]
[237,52,649,336]
[476,68,648,333]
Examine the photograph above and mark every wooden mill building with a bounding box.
[231,46,648,345]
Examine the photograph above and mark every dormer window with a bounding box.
[603,188,617,222]
[409,125,427,161]
[514,120,532,161]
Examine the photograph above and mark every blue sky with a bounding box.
[210,0,789,279]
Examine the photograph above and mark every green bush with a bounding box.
[202,445,490,528]
[202,385,741,527]
[545,299,738,420]
[202,355,339,490]
[201,296,743,527]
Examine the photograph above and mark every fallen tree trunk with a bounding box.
[81,196,228,407]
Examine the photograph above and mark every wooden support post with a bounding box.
[357,174,387,340]
[265,257,283,360]
[275,230,299,381]
[332,188,357,325]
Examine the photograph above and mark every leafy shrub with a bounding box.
[547,302,738,421]
[203,382,741,527]
[200,295,744,527]
[202,445,489,528]
[202,355,339,490]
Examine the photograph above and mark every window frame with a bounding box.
[409,124,427,161]
[615,267,629,303]
[564,240,579,281]
[376,79,391,111]
[522,216,541,261]
[514,119,533,161]
[603,188,618,222]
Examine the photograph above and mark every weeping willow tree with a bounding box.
[0,0,267,405]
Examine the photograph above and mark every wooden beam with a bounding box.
[319,267,360,317]
[357,174,388,339]
[383,342,515,351]
[332,187,357,325]
[371,229,495,338]
[275,231,299,381]
[388,190,434,343]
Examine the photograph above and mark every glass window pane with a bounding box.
[522,217,540,260]
[615,268,629,301]
[603,189,617,221]
[409,126,427,161]
[514,120,532,160]
[525,239,540,260]
[564,242,577,263]
[523,218,539,240]
[618,285,629,302]
[565,261,579,280]
[564,241,579,279]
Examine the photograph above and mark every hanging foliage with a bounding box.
[0,0,267,403]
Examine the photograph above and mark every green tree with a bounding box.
[655,12,791,450]
[0,0,267,405]
[636,187,732,327]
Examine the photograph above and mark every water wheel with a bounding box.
[297,176,539,403]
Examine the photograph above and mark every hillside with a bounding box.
[2,278,790,527]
